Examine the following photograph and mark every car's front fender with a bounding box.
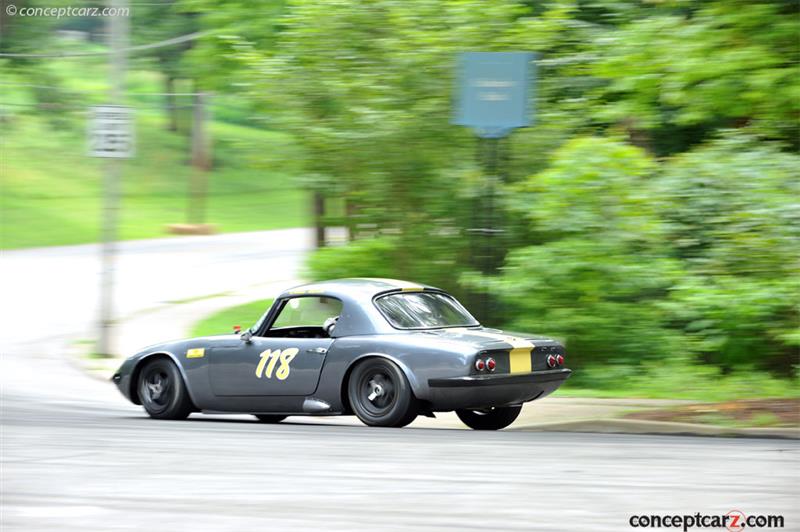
[113,348,200,407]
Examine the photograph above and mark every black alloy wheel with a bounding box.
[348,358,418,428]
[138,358,193,420]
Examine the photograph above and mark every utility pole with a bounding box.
[96,0,129,357]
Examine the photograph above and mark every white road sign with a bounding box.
[88,105,134,158]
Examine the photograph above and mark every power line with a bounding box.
[0,30,213,59]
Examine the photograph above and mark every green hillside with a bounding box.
[1,56,309,249]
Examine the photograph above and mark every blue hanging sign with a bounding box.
[453,52,536,138]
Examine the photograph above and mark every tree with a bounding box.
[656,133,800,373]
[254,0,592,294]
[590,0,800,154]
[484,137,686,367]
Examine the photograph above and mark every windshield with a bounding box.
[374,292,479,329]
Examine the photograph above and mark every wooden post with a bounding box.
[189,91,210,225]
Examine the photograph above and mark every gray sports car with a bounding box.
[113,278,571,430]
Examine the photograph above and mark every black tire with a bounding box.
[137,358,194,420]
[254,415,287,423]
[347,358,418,428]
[456,405,522,430]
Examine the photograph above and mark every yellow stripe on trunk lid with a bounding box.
[452,328,534,374]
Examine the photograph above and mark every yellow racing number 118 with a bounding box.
[255,348,299,380]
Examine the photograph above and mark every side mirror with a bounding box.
[241,329,253,344]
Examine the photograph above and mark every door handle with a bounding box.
[306,347,328,354]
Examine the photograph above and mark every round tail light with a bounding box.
[475,359,486,371]
[556,354,564,366]
[486,358,496,372]
[547,355,557,368]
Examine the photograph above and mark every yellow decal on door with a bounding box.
[255,348,299,380]
[186,348,205,358]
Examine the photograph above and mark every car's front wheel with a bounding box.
[348,358,418,428]
[137,358,194,420]
[456,405,522,430]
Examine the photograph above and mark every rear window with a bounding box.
[375,292,478,329]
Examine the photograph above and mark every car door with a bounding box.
[208,296,341,397]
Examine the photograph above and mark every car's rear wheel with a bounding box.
[254,415,287,423]
[138,358,193,420]
[456,405,522,430]
[348,358,418,428]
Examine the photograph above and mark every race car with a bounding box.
[112,278,571,430]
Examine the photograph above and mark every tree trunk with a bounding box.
[314,192,325,248]
[345,198,356,241]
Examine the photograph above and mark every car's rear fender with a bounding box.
[340,352,422,413]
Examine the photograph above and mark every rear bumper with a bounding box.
[427,368,571,410]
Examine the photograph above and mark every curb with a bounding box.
[510,418,800,439]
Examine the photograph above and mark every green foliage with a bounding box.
[591,0,800,152]
[488,134,799,376]
[656,134,800,372]
[482,137,686,367]
[0,0,68,59]
[259,0,596,299]
[564,358,799,401]
[6,0,798,396]
[306,232,472,301]
[281,1,798,392]
[307,237,398,281]
[520,137,660,242]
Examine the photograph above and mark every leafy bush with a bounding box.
[656,134,800,373]
[306,237,398,281]
[565,358,800,401]
[485,137,687,367]
[488,134,800,377]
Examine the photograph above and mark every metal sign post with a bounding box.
[452,52,536,322]
[92,1,131,357]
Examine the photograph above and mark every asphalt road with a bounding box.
[2,231,799,530]
[3,389,798,531]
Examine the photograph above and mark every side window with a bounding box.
[271,296,342,330]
